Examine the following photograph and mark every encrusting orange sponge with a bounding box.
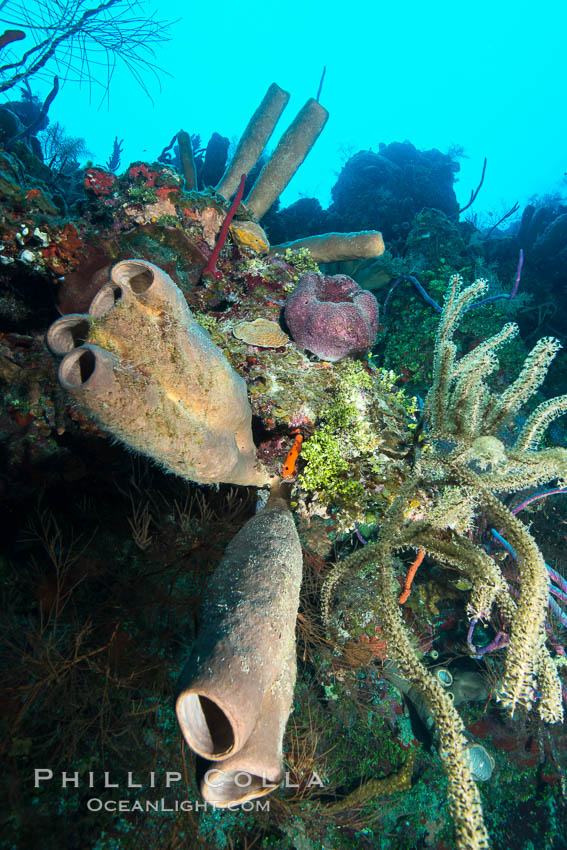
[282,433,303,478]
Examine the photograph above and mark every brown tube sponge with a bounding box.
[271,230,385,263]
[176,493,302,805]
[200,646,296,806]
[245,98,329,221]
[177,130,197,191]
[47,259,269,487]
[216,83,290,200]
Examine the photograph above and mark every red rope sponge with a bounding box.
[202,173,246,280]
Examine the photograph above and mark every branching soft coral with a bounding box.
[422,273,566,721]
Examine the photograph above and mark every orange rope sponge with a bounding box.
[398,549,425,604]
[282,433,303,478]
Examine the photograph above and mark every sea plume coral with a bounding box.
[423,274,567,720]
[322,274,567,849]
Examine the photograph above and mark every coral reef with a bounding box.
[2,79,567,850]
[327,142,459,242]
[264,140,460,250]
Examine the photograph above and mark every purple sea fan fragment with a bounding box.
[284,272,379,362]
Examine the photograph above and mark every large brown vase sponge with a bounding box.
[176,487,302,806]
[47,259,269,486]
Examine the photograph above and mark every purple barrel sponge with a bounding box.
[284,272,379,362]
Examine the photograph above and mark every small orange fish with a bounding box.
[282,433,303,478]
